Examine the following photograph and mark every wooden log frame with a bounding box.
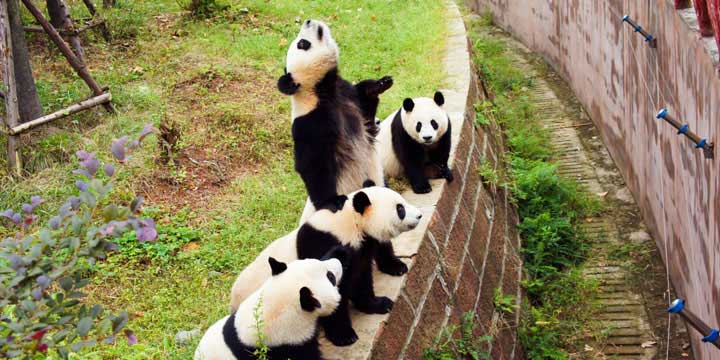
[0,0,115,174]
[8,93,111,135]
[0,0,23,175]
[21,0,114,113]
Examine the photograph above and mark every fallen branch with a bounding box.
[10,92,112,135]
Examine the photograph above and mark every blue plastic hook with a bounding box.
[668,299,685,313]
[678,124,689,135]
[703,329,719,343]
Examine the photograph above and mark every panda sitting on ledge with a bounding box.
[378,92,454,194]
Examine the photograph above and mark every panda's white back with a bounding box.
[378,109,403,177]
[229,230,299,310]
[194,316,234,360]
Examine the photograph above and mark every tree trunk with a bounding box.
[45,0,85,62]
[7,0,42,123]
[103,0,115,8]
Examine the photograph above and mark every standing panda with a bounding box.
[278,19,408,279]
[229,187,423,346]
[195,257,344,360]
[378,92,454,194]
[277,19,392,218]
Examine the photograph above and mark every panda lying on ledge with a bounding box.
[195,256,346,360]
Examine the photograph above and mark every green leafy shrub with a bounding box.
[0,126,156,359]
[424,312,491,360]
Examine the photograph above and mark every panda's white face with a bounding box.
[286,19,339,87]
[270,258,343,317]
[401,96,449,145]
[355,187,423,241]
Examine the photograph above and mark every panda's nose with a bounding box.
[297,39,311,50]
[423,136,432,141]
[305,19,312,27]
[417,213,423,220]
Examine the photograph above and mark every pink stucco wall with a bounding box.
[465,0,720,358]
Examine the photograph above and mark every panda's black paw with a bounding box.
[377,256,408,276]
[277,73,300,95]
[440,166,454,182]
[368,296,394,314]
[376,76,394,94]
[324,326,359,347]
[411,181,432,194]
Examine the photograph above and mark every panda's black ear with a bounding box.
[268,257,287,276]
[362,179,376,188]
[352,191,371,214]
[402,98,415,112]
[433,91,445,106]
[299,287,321,312]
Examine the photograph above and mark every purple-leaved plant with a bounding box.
[0,125,157,359]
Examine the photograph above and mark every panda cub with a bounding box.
[195,257,344,360]
[229,187,422,346]
[378,92,453,194]
[277,19,392,219]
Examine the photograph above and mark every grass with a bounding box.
[467,12,601,359]
[423,312,492,360]
[1,0,448,358]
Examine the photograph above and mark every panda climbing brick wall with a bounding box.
[378,91,454,194]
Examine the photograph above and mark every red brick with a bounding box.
[428,211,449,246]
[461,150,482,210]
[467,191,492,270]
[454,259,480,314]
[476,204,506,330]
[434,180,461,223]
[442,206,472,289]
[490,325,515,360]
[370,296,415,360]
[403,235,440,308]
[450,118,474,183]
[404,278,451,360]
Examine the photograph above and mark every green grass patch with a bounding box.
[423,312,492,360]
[467,12,601,359]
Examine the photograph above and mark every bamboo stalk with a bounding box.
[20,0,114,113]
[0,0,23,176]
[10,93,112,135]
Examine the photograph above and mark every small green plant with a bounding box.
[477,159,499,186]
[252,295,268,360]
[424,312,492,360]
[0,126,156,359]
[474,101,494,126]
[493,288,517,315]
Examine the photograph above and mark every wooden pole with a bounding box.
[55,0,85,63]
[10,93,111,135]
[21,0,114,113]
[80,0,112,42]
[0,0,23,176]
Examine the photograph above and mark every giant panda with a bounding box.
[278,19,408,280]
[378,92,453,194]
[229,186,422,346]
[195,256,344,360]
[277,19,392,219]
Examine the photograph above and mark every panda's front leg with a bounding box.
[371,237,408,276]
[319,297,358,346]
[351,257,393,314]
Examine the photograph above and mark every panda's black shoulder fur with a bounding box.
[291,68,390,209]
[222,312,322,360]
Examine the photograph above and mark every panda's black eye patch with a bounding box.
[415,122,422,133]
[396,204,406,220]
[327,271,336,286]
[297,39,311,51]
[431,120,439,130]
[317,26,324,41]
